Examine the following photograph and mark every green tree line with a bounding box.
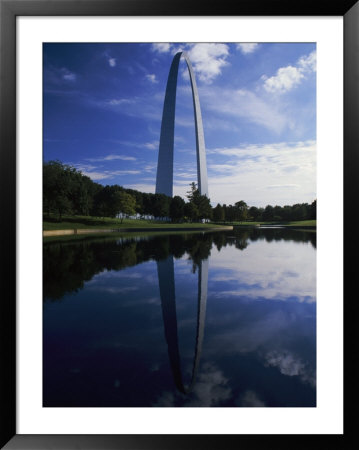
[43,160,316,223]
[212,200,316,223]
[43,161,212,222]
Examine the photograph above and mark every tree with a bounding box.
[186,182,199,203]
[141,193,153,216]
[125,188,144,215]
[281,205,293,221]
[273,205,283,221]
[263,205,275,222]
[249,206,261,222]
[43,161,74,219]
[169,196,185,222]
[184,202,199,222]
[225,205,236,222]
[196,195,212,221]
[186,182,212,221]
[213,204,225,222]
[93,185,119,218]
[43,160,106,219]
[71,171,96,216]
[234,200,248,223]
[152,193,170,218]
[310,200,317,220]
[291,203,308,221]
[116,192,137,223]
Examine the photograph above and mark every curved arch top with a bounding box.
[155,52,208,197]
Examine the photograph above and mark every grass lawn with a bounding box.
[213,220,316,228]
[43,215,228,231]
[43,228,223,243]
[43,215,316,232]
[281,220,316,227]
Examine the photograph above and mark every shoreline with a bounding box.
[43,226,233,237]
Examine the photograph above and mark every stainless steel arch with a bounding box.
[157,256,208,394]
[155,52,209,197]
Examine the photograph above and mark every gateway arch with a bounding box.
[155,52,208,197]
[157,256,208,394]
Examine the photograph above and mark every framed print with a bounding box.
[0,0,357,448]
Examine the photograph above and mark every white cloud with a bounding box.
[209,240,316,303]
[145,73,158,84]
[105,139,159,151]
[267,184,300,189]
[144,141,159,150]
[185,363,232,407]
[77,171,112,181]
[108,58,116,67]
[263,50,316,94]
[88,286,139,294]
[58,67,76,82]
[204,140,316,206]
[76,168,141,181]
[265,350,305,376]
[86,154,137,162]
[151,43,230,82]
[105,155,136,161]
[152,43,172,53]
[201,87,290,134]
[143,164,157,172]
[263,65,304,93]
[89,271,143,280]
[185,43,230,83]
[71,163,97,172]
[92,95,162,122]
[298,51,317,72]
[264,350,316,387]
[239,390,266,407]
[153,362,232,407]
[106,98,137,106]
[236,43,259,54]
[125,183,155,194]
[203,116,241,132]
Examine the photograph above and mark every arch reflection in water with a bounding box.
[157,256,208,394]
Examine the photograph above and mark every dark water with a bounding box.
[43,228,316,407]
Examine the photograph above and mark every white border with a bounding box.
[17,16,343,434]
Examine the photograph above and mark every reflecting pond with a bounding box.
[43,228,316,407]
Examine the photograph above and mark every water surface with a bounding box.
[43,228,316,407]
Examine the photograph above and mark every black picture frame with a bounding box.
[1,0,357,448]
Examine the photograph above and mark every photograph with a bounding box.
[43,42,317,408]
[2,0,355,446]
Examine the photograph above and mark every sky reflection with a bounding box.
[43,229,316,407]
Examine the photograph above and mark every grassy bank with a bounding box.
[279,220,316,227]
[43,215,316,231]
[43,214,229,231]
[214,219,316,228]
[43,228,225,244]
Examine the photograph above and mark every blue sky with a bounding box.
[43,42,316,207]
